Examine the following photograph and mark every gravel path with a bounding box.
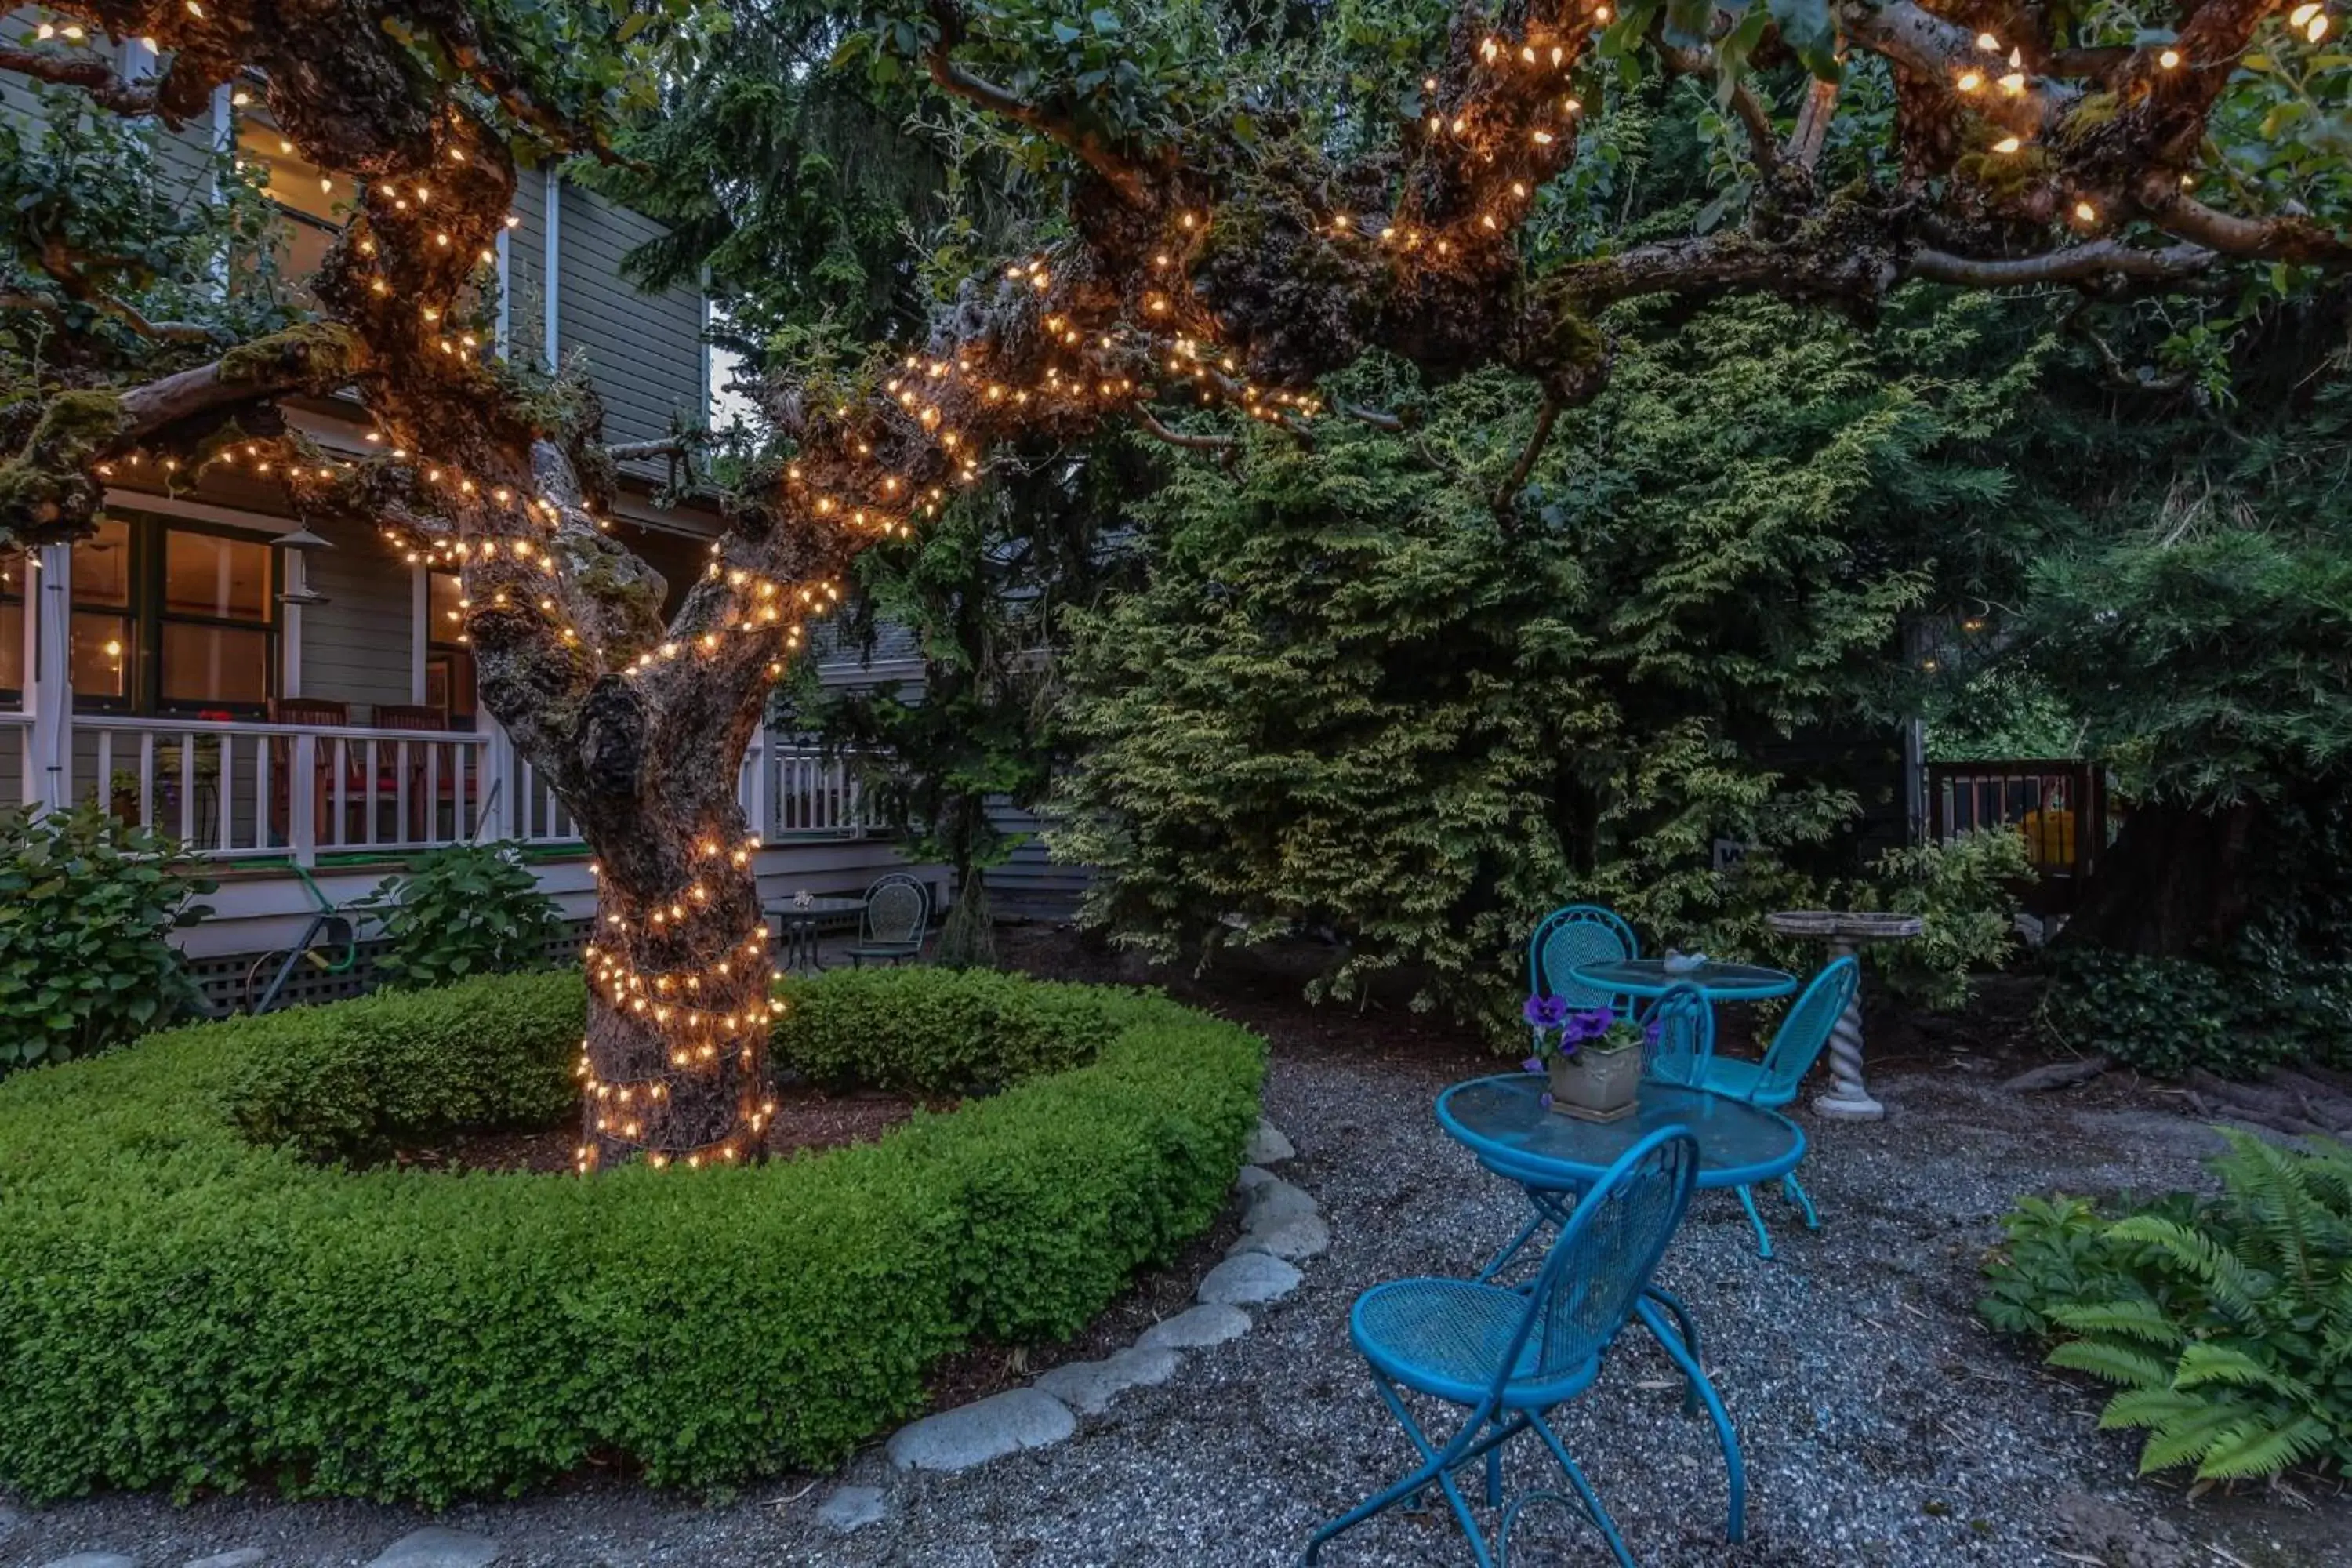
[8,994,2348,1567]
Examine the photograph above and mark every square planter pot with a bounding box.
[1548,1042,1642,1123]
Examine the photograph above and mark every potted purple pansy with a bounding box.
[1523,996,1653,1123]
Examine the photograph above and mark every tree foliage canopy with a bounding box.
[3,0,2348,1142]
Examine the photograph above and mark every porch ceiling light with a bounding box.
[275,525,335,552]
[277,586,332,607]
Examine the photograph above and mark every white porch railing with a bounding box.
[747,731,867,841]
[61,715,495,861]
[1,708,869,859]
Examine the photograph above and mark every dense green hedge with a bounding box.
[773,965,1131,1092]
[226,971,586,1160]
[0,967,1264,1504]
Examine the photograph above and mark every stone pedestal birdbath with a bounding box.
[1765,909,1923,1120]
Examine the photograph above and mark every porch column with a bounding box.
[409,567,428,702]
[281,549,307,699]
[26,544,72,813]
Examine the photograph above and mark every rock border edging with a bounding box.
[825,1116,1323,1530]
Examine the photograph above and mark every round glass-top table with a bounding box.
[1437,1075,1804,1191]
[1568,957,1797,1002]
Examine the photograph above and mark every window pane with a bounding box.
[0,599,21,691]
[70,613,132,699]
[235,123,352,228]
[72,518,133,609]
[164,531,273,620]
[429,571,467,646]
[161,623,270,707]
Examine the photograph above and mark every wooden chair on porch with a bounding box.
[372,703,456,843]
[267,696,352,849]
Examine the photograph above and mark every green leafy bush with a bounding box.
[2040,948,2352,1079]
[0,804,214,1074]
[773,965,1125,1093]
[355,844,566,989]
[1980,1133,2352,1483]
[224,970,587,1161]
[0,967,1263,1503]
[1853,827,2029,1013]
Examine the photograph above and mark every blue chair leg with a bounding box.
[1733,1185,1774,1259]
[1636,1298,1747,1544]
[1479,1186,1577,1284]
[1781,1171,1821,1231]
[1641,1284,1702,1415]
[1520,1411,1636,1567]
[1477,1205,1548,1283]
[1306,1376,1524,1567]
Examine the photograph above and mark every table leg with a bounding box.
[1812,935,1883,1120]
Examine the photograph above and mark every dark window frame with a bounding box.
[69,511,281,717]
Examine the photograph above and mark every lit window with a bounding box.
[235,122,354,281]
[67,516,276,713]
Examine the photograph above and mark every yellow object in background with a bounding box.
[2021,806,2074,868]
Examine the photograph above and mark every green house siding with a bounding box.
[554,183,706,479]
[299,520,416,716]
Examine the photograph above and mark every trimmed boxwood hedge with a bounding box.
[0,967,1264,1504]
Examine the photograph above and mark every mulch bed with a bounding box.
[387,1084,939,1174]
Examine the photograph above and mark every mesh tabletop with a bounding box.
[1568,958,1797,1001]
[1438,1076,1804,1190]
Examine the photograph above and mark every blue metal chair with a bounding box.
[1639,981,1714,1087]
[1476,906,1642,1280]
[1308,1127,1717,1568]
[1475,984,1711,1284]
[1526,903,1639,1019]
[1697,956,1859,1257]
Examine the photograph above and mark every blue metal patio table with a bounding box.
[1438,1075,1805,1196]
[1567,956,1798,1004]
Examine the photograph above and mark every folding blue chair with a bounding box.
[1697,956,1859,1258]
[1526,903,1639,1020]
[1475,983,1709,1284]
[1308,1127,1726,1567]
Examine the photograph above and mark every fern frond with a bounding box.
[2133,1397,2259,1473]
[2096,1388,2208,1432]
[2174,1341,2314,1401]
[2214,1129,2324,1301]
[2049,1338,2173,1389]
[2107,1214,2267,1324]
[2048,1298,2186,1347]
[2193,1413,2333,1481]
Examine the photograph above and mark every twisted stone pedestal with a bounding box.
[1765,909,1923,1121]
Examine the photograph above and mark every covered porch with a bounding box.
[2,474,916,960]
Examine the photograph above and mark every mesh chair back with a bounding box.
[862,876,928,946]
[1638,982,1714,1085]
[1754,956,1860,1102]
[1508,1127,1699,1391]
[1527,904,1639,1012]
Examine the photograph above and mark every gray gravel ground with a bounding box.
[8,996,2350,1567]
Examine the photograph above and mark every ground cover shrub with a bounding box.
[355,843,566,989]
[1980,1132,2352,1483]
[1852,828,2030,1014]
[223,970,588,1160]
[772,965,1125,1092]
[0,804,214,1075]
[2040,948,2352,1079]
[0,966,1263,1504]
